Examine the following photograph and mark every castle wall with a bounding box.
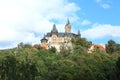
[45,36,72,51]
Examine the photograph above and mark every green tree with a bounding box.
[24,44,32,48]
[116,57,120,80]
[18,42,24,48]
[72,36,91,54]
[49,47,56,53]
[115,44,120,53]
[106,40,116,54]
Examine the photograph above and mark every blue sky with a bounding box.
[0,0,120,49]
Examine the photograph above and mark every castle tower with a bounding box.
[65,18,71,33]
[41,35,48,49]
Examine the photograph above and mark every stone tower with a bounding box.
[65,18,71,33]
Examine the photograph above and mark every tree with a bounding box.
[49,47,56,53]
[24,44,32,48]
[18,42,24,48]
[115,44,120,53]
[72,36,91,54]
[106,40,116,54]
[116,57,120,80]
[72,36,91,49]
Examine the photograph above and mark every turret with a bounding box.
[41,35,48,49]
[41,35,48,44]
[77,30,81,37]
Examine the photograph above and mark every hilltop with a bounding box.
[0,36,120,80]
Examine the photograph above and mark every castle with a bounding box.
[41,19,80,51]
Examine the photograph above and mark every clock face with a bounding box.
[52,35,57,40]
[53,37,56,40]
[52,35,57,43]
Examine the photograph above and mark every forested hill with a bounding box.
[0,37,120,80]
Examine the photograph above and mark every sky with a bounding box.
[0,0,120,49]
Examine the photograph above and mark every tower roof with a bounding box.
[51,24,58,34]
[78,30,81,36]
[65,18,71,26]
[67,18,70,25]
[41,36,48,42]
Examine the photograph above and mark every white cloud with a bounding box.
[82,24,120,39]
[101,4,110,9]
[0,0,80,49]
[95,0,110,9]
[81,20,91,26]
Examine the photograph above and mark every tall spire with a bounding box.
[53,24,56,29]
[67,18,70,25]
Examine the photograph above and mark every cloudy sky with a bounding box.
[0,0,120,49]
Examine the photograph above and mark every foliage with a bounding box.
[49,47,56,53]
[0,55,38,80]
[72,36,91,49]
[106,40,116,54]
[72,36,91,54]
[106,40,120,54]
[116,57,120,80]
[0,39,120,80]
